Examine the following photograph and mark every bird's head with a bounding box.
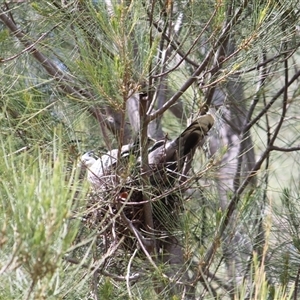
[79,151,97,168]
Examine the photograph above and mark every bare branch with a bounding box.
[151,6,218,79]
[0,8,122,142]
[64,255,141,282]
[233,50,268,191]
[118,201,154,251]
[268,50,289,146]
[234,44,300,75]
[244,69,300,132]
[0,24,60,63]
[269,145,300,152]
[126,249,138,299]
[150,20,199,68]
[148,1,248,123]
[147,48,214,123]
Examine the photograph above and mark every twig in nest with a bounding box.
[64,256,141,282]
[127,248,138,299]
[117,200,185,287]
[117,197,153,252]
[65,236,124,276]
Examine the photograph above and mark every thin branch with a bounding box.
[200,140,275,277]
[147,48,214,123]
[91,267,100,300]
[198,267,219,299]
[150,19,199,68]
[252,52,269,267]
[0,24,60,63]
[0,9,109,136]
[120,209,161,272]
[148,1,248,123]
[207,270,232,291]
[293,265,300,300]
[147,4,174,132]
[25,281,35,300]
[200,60,293,283]
[138,92,155,253]
[151,6,218,79]
[199,50,294,277]
[118,202,188,288]
[267,50,289,147]
[244,69,300,133]
[0,10,68,80]
[64,256,141,282]
[233,45,300,75]
[233,50,268,191]
[126,249,138,300]
[269,145,300,152]
[119,202,153,250]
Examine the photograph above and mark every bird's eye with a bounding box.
[85,151,99,160]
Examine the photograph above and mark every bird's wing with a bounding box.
[175,114,214,157]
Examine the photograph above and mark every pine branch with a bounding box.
[0,8,109,138]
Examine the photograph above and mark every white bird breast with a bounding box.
[81,150,119,189]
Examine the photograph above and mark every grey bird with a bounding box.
[81,114,214,189]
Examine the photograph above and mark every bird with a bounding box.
[148,114,214,166]
[80,114,214,189]
[80,150,119,189]
[147,113,214,185]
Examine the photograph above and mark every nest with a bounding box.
[79,114,215,254]
[82,166,183,254]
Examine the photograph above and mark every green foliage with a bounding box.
[0,135,86,299]
[0,0,300,299]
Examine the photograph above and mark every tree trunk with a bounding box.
[208,43,256,288]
